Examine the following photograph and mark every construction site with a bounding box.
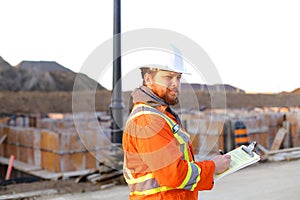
[1,42,300,199]
[0,89,300,199]
[1,56,300,200]
[1,2,300,198]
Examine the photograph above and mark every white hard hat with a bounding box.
[137,46,190,74]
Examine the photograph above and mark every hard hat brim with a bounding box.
[139,65,191,75]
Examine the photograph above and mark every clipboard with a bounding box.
[214,141,261,181]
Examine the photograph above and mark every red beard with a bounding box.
[152,84,179,105]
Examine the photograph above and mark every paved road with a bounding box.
[40,159,300,200]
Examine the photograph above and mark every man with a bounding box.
[123,49,231,200]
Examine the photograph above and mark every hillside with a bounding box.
[0,57,106,91]
[292,87,300,94]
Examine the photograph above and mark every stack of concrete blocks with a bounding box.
[180,108,300,158]
[0,126,41,166]
[0,112,112,173]
[1,108,300,173]
[181,111,225,159]
[37,113,112,172]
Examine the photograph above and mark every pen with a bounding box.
[219,149,224,155]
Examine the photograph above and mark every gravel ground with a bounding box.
[37,159,300,200]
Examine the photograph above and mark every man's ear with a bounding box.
[144,73,153,86]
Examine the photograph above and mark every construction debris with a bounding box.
[75,163,123,185]
[257,144,300,161]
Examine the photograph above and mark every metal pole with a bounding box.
[110,0,124,144]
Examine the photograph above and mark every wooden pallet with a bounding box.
[257,144,300,161]
[0,156,96,180]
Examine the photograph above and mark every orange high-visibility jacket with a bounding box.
[123,103,215,200]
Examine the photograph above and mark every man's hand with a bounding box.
[212,154,231,174]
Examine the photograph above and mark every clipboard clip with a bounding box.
[242,141,257,157]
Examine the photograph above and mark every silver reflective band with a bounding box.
[172,124,180,133]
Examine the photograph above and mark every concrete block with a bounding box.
[95,149,108,165]
[71,132,88,152]
[41,131,59,151]
[34,148,41,167]
[85,151,97,169]
[191,133,200,150]
[205,135,220,152]
[18,146,28,163]
[18,129,34,147]
[79,130,98,151]
[5,144,18,158]
[207,120,224,136]
[0,143,5,156]
[41,150,89,172]
[26,147,35,165]
[69,152,85,171]
[59,133,71,152]
[2,126,10,136]
[59,119,76,129]
[259,132,268,147]
[59,153,86,172]
[26,129,35,147]
[56,120,65,129]
[33,129,41,148]
[7,127,18,145]
[18,129,27,147]
[41,151,60,172]
[186,119,206,135]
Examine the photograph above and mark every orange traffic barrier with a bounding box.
[234,121,249,148]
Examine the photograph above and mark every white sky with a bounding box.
[0,0,299,93]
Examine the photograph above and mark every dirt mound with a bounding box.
[0,56,11,72]
[292,88,300,94]
[0,57,106,92]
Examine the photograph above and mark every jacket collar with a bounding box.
[131,86,169,110]
[130,86,182,125]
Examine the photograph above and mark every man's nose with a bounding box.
[171,77,180,87]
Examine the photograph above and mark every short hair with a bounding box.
[140,67,158,86]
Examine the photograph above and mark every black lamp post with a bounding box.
[110,0,124,144]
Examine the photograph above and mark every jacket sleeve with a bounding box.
[130,114,215,191]
[194,160,215,190]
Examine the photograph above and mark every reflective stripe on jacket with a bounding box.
[123,103,215,200]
